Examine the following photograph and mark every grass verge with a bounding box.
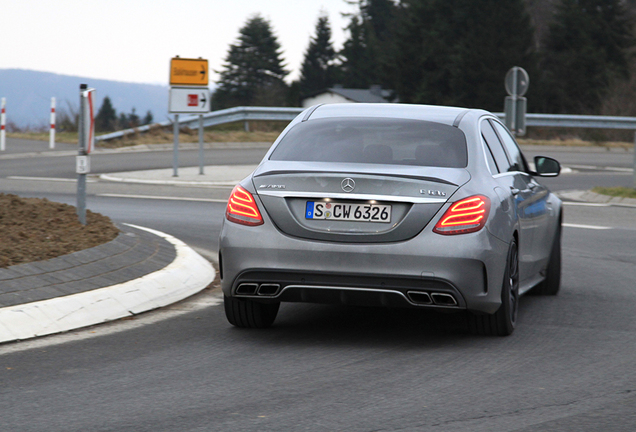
[592,186,636,199]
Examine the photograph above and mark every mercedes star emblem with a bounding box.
[341,178,355,193]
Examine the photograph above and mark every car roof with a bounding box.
[305,103,485,127]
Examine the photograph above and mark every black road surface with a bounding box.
[1,139,636,431]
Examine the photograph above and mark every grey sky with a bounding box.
[2,0,353,85]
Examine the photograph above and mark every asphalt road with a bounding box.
[1,138,636,431]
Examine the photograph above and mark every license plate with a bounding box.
[305,201,391,223]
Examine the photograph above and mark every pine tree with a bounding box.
[392,0,536,111]
[298,14,338,97]
[95,96,117,132]
[339,0,398,88]
[212,15,289,109]
[541,0,634,113]
[339,15,373,88]
[143,110,153,125]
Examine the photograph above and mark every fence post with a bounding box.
[1,98,6,151]
[49,97,56,149]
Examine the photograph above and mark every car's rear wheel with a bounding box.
[468,239,519,336]
[532,224,561,296]
[224,295,280,328]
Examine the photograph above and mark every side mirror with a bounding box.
[533,156,560,177]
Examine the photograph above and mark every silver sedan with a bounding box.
[219,103,562,336]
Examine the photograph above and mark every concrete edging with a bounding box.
[0,224,215,344]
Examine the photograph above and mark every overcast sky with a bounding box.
[2,0,354,86]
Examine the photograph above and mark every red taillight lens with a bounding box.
[433,195,490,235]
[226,185,264,226]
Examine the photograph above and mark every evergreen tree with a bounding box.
[541,0,634,113]
[392,0,536,111]
[212,15,289,109]
[298,14,338,97]
[95,96,117,132]
[339,0,398,88]
[339,15,373,88]
[127,108,140,128]
[143,110,153,125]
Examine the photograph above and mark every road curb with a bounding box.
[0,224,215,344]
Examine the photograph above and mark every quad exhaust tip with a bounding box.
[236,283,281,296]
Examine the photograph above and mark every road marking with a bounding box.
[97,193,227,203]
[563,202,610,207]
[563,223,611,230]
[7,176,97,183]
[569,164,633,173]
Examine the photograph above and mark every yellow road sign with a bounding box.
[170,57,209,86]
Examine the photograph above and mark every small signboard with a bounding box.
[170,57,209,86]
[76,155,90,174]
[169,87,210,113]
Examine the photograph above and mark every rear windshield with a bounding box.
[269,117,467,168]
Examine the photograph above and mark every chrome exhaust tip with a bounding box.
[431,293,458,306]
[257,283,281,296]
[236,283,258,295]
[407,291,433,305]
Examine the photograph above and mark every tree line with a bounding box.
[212,0,635,116]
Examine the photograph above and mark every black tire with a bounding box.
[468,239,519,336]
[532,225,561,296]
[224,295,280,328]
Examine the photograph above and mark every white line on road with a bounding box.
[563,202,610,207]
[97,193,228,203]
[563,223,612,230]
[7,176,97,183]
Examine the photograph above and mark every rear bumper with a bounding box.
[219,219,509,314]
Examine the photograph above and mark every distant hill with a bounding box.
[0,69,170,129]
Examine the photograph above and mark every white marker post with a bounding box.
[1,98,6,151]
[77,84,95,225]
[49,97,56,149]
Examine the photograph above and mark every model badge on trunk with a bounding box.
[421,189,446,197]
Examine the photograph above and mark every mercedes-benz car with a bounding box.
[219,103,562,336]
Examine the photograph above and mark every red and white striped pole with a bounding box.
[49,97,56,149]
[1,97,6,151]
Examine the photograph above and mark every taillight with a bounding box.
[433,195,490,235]
[226,185,264,226]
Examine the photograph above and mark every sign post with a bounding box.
[77,84,95,225]
[169,57,210,176]
[504,66,529,136]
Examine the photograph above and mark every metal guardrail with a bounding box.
[95,106,304,142]
[95,106,636,142]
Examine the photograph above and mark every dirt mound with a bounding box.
[0,194,119,268]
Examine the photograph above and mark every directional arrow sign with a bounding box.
[169,87,211,113]
[170,57,208,86]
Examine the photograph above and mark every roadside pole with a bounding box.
[1,98,6,151]
[198,114,204,175]
[49,97,56,149]
[173,114,179,177]
[77,84,95,225]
